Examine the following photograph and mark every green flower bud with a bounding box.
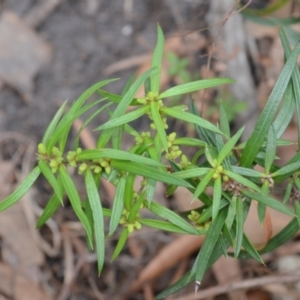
[134,221,142,230]
[150,123,156,130]
[105,166,111,174]
[51,147,60,156]
[127,224,134,233]
[100,161,109,167]
[37,143,47,155]
[137,97,147,104]
[78,163,87,174]
[212,172,219,179]
[76,148,82,154]
[168,132,176,142]
[217,165,223,173]
[94,166,102,173]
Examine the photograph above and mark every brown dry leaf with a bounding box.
[0,11,52,102]
[212,256,246,300]
[0,263,53,300]
[129,234,205,293]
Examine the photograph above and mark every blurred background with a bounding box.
[1,0,300,299]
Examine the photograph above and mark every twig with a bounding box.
[174,274,300,300]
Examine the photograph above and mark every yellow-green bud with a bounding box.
[181,154,189,164]
[78,163,87,174]
[157,99,163,107]
[37,143,47,155]
[127,224,134,233]
[100,161,109,167]
[105,166,111,174]
[217,165,223,173]
[223,175,229,182]
[150,123,156,130]
[168,132,176,142]
[69,161,77,167]
[137,97,147,104]
[134,221,142,230]
[52,147,60,156]
[94,166,102,173]
[212,172,219,179]
[164,124,168,129]
[76,148,82,154]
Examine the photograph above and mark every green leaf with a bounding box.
[283,181,293,204]
[215,134,232,171]
[85,169,105,274]
[146,178,156,207]
[0,166,40,212]
[108,175,126,237]
[110,160,193,188]
[38,160,63,203]
[159,78,235,99]
[97,68,156,148]
[123,174,135,210]
[223,170,262,193]
[212,177,222,220]
[265,125,277,173]
[241,233,264,264]
[149,202,199,235]
[272,161,300,178]
[128,191,145,222]
[235,196,244,258]
[240,41,300,167]
[193,169,214,200]
[225,196,236,230]
[217,126,244,165]
[95,105,150,130]
[273,82,295,138]
[280,27,300,148]
[231,166,265,178]
[151,25,164,93]
[197,199,229,224]
[161,107,224,135]
[219,101,230,137]
[42,100,68,144]
[195,208,227,282]
[77,149,164,167]
[59,166,93,247]
[294,202,300,227]
[173,137,206,147]
[175,167,211,179]
[111,227,129,261]
[150,101,169,152]
[36,194,62,228]
[139,218,194,234]
[242,190,295,216]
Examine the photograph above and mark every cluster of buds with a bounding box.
[187,210,211,231]
[212,161,224,180]
[90,158,111,175]
[119,208,142,233]
[179,154,191,168]
[165,132,182,160]
[149,115,168,130]
[135,131,151,145]
[66,148,82,167]
[136,91,161,104]
[37,143,63,173]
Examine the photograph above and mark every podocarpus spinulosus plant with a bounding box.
[2,26,300,298]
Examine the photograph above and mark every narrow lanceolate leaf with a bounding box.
[235,197,244,258]
[42,100,67,144]
[159,78,235,99]
[280,28,300,148]
[149,202,199,235]
[110,160,193,188]
[231,166,264,178]
[242,190,295,217]
[272,161,300,178]
[283,181,293,204]
[38,160,63,203]
[175,167,211,179]
[95,105,150,130]
[36,194,61,228]
[294,202,300,227]
[273,82,295,138]
[59,166,93,247]
[97,68,156,148]
[161,107,224,135]
[0,166,40,212]
[150,101,169,152]
[195,208,227,282]
[212,177,222,220]
[123,174,135,210]
[85,169,105,274]
[111,227,129,261]
[219,101,230,137]
[173,137,206,147]
[108,175,126,237]
[139,219,192,234]
[77,149,163,167]
[151,25,164,93]
[217,126,244,165]
[265,125,276,173]
[240,41,300,167]
[223,169,262,193]
[193,169,215,200]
